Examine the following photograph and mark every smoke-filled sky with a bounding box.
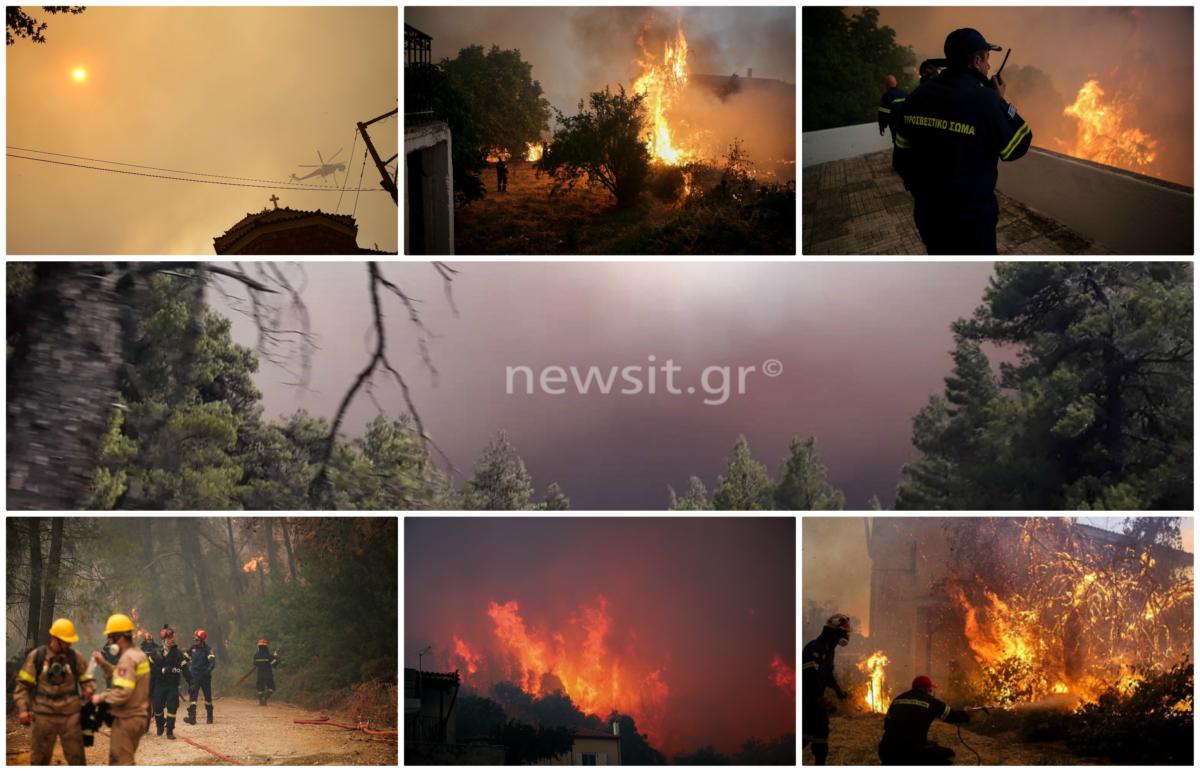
[6,7,397,254]
[404,517,795,755]
[862,6,1193,186]
[404,5,796,117]
[213,261,998,510]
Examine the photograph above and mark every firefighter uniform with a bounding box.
[13,641,94,765]
[878,86,908,141]
[802,615,852,765]
[153,642,185,737]
[894,31,1033,254]
[878,687,970,765]
[183,641,217,724]
[254,644,278,705]
[97,646,151,765]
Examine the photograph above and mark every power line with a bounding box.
[351,146,369,217]
[7,145,347,189]
[7,154,388,192]
[335,128,359,214]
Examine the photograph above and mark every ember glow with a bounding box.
[1062,79,1158,175]
[242,553,265,573]
[857,650,892,713]
[769,653,795,699]
[406,517,795,755]
[524,142,544,162]
[632,17,693,165]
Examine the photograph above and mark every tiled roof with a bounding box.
[573,728,620,740]
[213,206,357,252]
[803,150,1115,255]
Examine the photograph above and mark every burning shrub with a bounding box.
[647,165,686,202]
[537,86,651,208]
[1068,661,1193,764]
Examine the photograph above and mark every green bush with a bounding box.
[1068,662,1193,764]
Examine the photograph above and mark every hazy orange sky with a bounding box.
[6,6,397,253]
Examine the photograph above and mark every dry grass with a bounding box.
[343,680,398,729]
[802,713,1100,766]
[454,161,795,255]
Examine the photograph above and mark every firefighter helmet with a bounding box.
[824,614,853,633]
[104,614,135,636]
[258,638,268,646]
[194,629,208,641]
[49,618,80,643]
[912,675,938,692]
[160,625,175,639]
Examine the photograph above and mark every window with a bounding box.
[582,753,597,766]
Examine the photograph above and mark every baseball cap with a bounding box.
[944,28,1002,64]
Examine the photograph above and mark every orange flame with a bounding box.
[856,650,891,713]
[524,142,544,162]
[243,554,265,573]
[476,595,669,745]
[1062,79,1158,175]
[632,18,692,165]
[769,653,795,699]
[452,634,481,678]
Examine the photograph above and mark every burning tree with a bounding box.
[942,518,1193,708]
[537,86,651,208]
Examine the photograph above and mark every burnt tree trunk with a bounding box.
[7,264,133,510]
[25,518,43,650]
[280,517,299,581]
[36,518,65,645]
[263,518,283,585]
[225,517,244,625]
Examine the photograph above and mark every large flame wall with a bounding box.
[405,517,795,755]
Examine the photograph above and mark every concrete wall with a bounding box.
[802,122,892,168]
[996,148,1192,255]
[404,122,454,255]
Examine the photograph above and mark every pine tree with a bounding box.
[773,436,845,510]
[668,476,711,510]
[464,432,534,510]
[712,436,773,510]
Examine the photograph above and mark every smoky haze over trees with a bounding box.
[6,517,398,729]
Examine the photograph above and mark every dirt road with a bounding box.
[6,697,396,766]
[802,713,1098,766]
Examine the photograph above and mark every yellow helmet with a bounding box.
[48,618,80,643]
[103,613,135,636]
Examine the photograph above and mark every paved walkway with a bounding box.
[803,150,1114,255]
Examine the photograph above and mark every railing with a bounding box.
[406,713,446,743]
[405,24,435,125]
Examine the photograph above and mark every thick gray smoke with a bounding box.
[802,518,871,638]
[876,6,1193,186]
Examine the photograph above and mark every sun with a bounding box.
[71,67,87,83]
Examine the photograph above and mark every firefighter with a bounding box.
[878,74,908,141]
[894,28,1033,254]
[89,613,151,765]
[878,675,971,765]
[496,157,508,192]
[253,638,278,706]
[182,629,217,725]
[13,617,95,765]
[802,613,852,765]
[153,626,184,739]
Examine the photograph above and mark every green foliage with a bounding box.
[712,436,775,510]
[674,745,729,764]
[443,44,551,163]
[897,263,1193,510]
[456,694,509,740]
[668,476,712,510]
[423,61,487,205]
[86,410,138,509]
[607,713,666,765]
[538,482,571,510]
[537,86,651,208]
[774,436,846,510]
[463,432,534,510]
[1068,661,1193,764]
[802,7,917,131]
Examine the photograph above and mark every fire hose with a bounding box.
[175,734,251,766]
[293,714,398,738]
[958,706,992,765]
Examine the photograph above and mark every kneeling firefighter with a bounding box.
[878,675,970,765]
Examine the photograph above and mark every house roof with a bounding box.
[573,728,619,741]
[403,667,460,692]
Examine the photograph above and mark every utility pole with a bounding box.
[357,108,399,205]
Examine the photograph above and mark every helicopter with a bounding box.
[289,148,345,184]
